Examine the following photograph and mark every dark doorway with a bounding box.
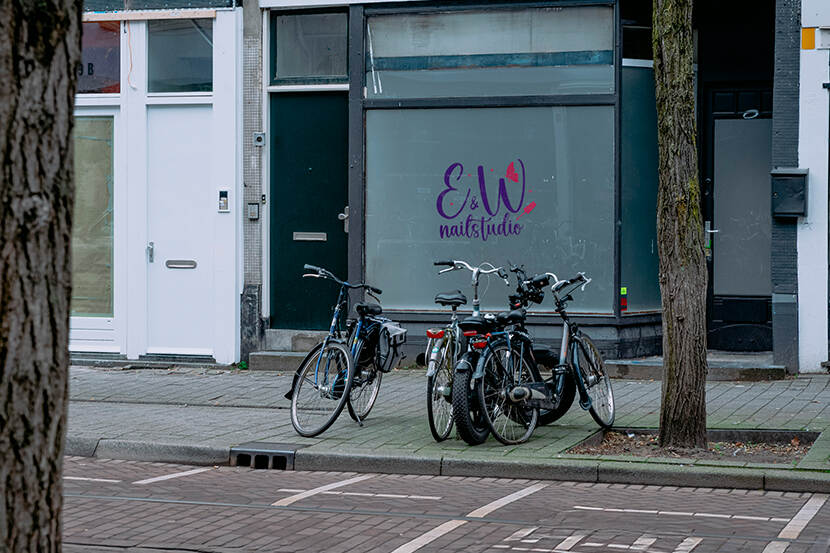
[269,93,348,329]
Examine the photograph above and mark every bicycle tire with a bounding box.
[477,339,539,445]
[290,341,354,437]
[537,372,576,426]
[574,333,615,428]
[347,338,382,422]
[451,357,489,445]
[426,337,454,442]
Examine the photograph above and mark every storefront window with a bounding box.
[621,65,661,312]
[78,21,120,94]
[148,19,213,93]
[273,13,348,81]
[72,117,114,317]
[84,1,232,9]
[365,106,615,313]
[366,6,614,99]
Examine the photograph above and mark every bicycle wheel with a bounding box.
[427,337,454,442]
[574,333,615,428]
[347,339,382,421]
[537,372,576,426]
[451,354,490,445]
[477,340,538,445]
[290,341,354,437]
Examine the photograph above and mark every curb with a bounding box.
[67,435,830,492]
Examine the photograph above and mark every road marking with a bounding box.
[673,537,702,552]
[555,535,584,550]
[391,483,548,553]
[631,535,656,550]
[573,505,794,523]
[272,474,374,506]
[275,488,441,501]
[65,476,122,483]
[132,467,211,485]
[777,494,827,539]
[506,528,539,541]
[761,542,789,553]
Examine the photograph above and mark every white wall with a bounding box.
[798,2,830,372]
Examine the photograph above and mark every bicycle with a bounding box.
[286,264,405,437]
[430,260,512,446]
[476,271,614,444]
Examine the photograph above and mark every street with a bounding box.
[63,457,830,553]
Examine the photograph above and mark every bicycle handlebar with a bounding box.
[435,260,509,286]
[301,264,382,294]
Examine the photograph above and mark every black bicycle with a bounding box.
[286,264,405,437]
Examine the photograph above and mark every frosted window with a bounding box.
[620,66,661,311]
[366,6,614,98]
[148,19,213,93]
[365,107,615,313]
[72,117,114,317]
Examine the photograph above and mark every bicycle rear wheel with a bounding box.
[347,339,382,421]
[290,341,354,437]
[574,333,615,428]
[451,353,490,445]
[477,340,539,445]
[426,337,454,442]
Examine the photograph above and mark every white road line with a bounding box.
[505,528,539,542]
[391,483,548,553]
[673,537,702,553]
[64,476,122,483]
[275,488,441,500]
[468,484,549,518]
[573,505,791,523]
[733,515,770,521]
[777,494,827,540]
[132,467,211,485]
[271,474,374,506]
[771,518,790,523]
[390,520,467,553]
[659,511,695,516]
[761,541,789,553]
[631,536,656,550]
[554,535,584,551]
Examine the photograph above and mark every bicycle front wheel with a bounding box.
[574,333,615,428]
[477,340,539,445]
[347,339,382,422]
[426,337,454,442]
[290,341,354,437]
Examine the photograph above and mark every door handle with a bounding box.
[338,206,349,233]
[147,241,154,263]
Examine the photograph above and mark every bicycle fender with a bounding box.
[454,351,477,373]
[425,337,445,378]
[472,352,487,380]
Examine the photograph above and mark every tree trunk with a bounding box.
[652,0,709,449]
[0,1,82,550]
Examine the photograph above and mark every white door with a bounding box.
[146,105,214,356]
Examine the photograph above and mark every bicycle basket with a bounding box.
[376,321,407,373]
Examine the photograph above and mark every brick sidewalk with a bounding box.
[68,367,830,473]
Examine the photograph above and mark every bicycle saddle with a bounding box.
[495,308,526,326]
[458,314,497,333]
[434,290,467,307]
[355,302,382,316]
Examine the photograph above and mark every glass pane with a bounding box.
[79,21,120,94]
[148,19,213,93]
[72,117,114,317]
[84,0,232,10]
[365,107,615,313]
[621,66,660,312]
[366,6,614,98]
[274,13,347,80]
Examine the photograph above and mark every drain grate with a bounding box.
[230,442,304,470]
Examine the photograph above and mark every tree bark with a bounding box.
[652,0,709,449]
[0,1,82,550]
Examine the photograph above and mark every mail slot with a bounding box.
[293,232,327,242]
[166,259,197,269]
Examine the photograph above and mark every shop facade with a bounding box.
[243,0,828,372]
[74,1,242,364]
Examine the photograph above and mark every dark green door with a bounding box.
[270,93,348,329]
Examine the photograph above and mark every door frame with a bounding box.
[701,84,773,350]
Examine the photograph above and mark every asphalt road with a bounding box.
[62,457,830,553]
